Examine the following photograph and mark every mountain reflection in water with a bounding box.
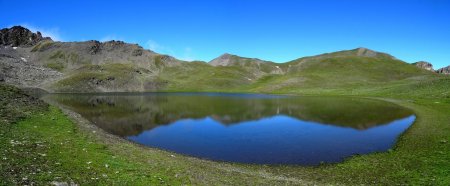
[44,93,415,165]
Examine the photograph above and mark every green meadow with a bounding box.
[1,68,449,185]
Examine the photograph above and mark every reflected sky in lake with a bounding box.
[43,93,415,165]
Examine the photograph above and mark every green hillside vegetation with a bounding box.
[25,45,447,98]
[1,81,449,185]
[245,55,434,93]
[30,40,55,52]
[221,54,285,73]
[158,62,254,91]
[154,48,447,100]
[52,64,160,92]
[47,46,449,97]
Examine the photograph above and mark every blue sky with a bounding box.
[1,0,449,68]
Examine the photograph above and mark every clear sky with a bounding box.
[1,0,449,68]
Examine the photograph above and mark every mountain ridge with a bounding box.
[0,26,448,93]
[1,26,446,68]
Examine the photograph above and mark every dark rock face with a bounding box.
[0,26,52,47]
[436,66,450,75]
[88,40,101,54]
[102,40,125,51]
[87,40,145,56]
[413,61,434,71]
[132,48,143,56]
[0,72,5,81]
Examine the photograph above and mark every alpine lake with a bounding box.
[43,93,415,165]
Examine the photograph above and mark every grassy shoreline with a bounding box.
[1,84,449,185]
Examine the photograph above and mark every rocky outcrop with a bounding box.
[413,61,434,71]
[88,40,101,54]
[0,26,52,47]
[436,66,450,75]
[102,40,126,51]
[87,40,144,55]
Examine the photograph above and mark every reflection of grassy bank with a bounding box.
[1,83,449,185]
[44,94,414,137]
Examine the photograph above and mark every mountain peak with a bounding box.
[0,26,52,47]
[209,53,272,67]
[354,47,378,57]
[209,53,236,66]
[355,47,371,51]
[219,53,233,58]
[348,47,395,59]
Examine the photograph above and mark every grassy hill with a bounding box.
[44,47,448,99]
[244,49,434,92]
[156,48,447,99]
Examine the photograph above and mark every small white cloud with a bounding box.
[146,40,162,51]
[9,23,63,41]
[145,39,175,55]
[144,39,196,61]
[179,47,195,61]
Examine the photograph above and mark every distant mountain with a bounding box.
[234,47,434,93]
[0,26,447,94]
[209,53,272,67]
[209,53,284,76]
[209,53,236,66]
[436,65,450,75]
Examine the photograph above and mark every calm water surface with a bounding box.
[43,93,415,165]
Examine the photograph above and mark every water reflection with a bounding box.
[43,93,415,165]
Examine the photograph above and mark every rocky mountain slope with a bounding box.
[436,66,450,75]
[0,26,185,92]
[0,26,448,93]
